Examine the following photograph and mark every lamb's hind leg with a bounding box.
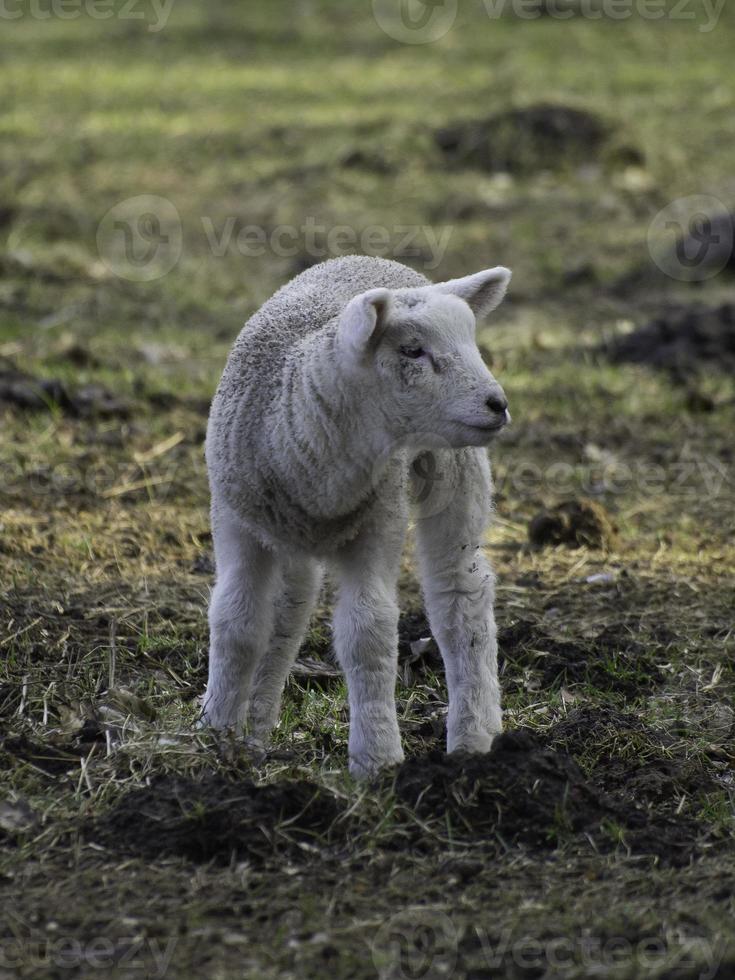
[201,502,280,730]
[414,447,502,753]
[246,557,324,745]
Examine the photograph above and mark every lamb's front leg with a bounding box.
[332,512,407,779]
[415,447,502,753]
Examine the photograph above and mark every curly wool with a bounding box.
[206,256,429,553]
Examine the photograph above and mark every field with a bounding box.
[1,1,735,977]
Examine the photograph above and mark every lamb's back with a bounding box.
[242,254,430,352]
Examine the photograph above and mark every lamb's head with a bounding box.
[338,266,512,449]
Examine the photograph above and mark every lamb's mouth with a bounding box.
[454,419,507,433]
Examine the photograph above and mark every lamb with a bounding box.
[202,255,512,777]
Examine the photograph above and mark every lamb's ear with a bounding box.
[338,288,392,358]
[434,267,512,318]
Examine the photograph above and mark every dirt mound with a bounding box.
[393,729,703,865]
[550,706,719,810]
[609,304,735,379]
[499,620,663,694]
[0,361,130,418]
[395,731,608,846]
[94,774,348,865]
[435,105,612,174]
[528,499,618,550]
[340,147,395,175]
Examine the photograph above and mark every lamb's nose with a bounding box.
[486,390,508,414]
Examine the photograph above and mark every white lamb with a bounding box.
[202,255,512,777]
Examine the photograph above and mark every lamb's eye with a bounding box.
[399,345,425,359]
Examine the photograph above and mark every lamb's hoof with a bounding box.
[242,734,268,765]
[448,730,498,755]
[196,713,231,732]
[349,750,405,781]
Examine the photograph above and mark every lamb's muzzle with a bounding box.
[485,387,508,416]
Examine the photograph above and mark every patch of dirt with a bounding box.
[51,335,99,368]
[191,551,214,575]
[93,773,349,866]
[393,729,703,865]
[434,105,613,174]
[528,498,618,550]
[398,610,443,682]
[0,734,85,776]
[609,303,735,379]
[549,706,720,810]
[0,361,131,418]
[0,204,16,228]
[340,148,395,175]
[498,620,663,694]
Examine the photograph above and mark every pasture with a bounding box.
[1,2,734,976]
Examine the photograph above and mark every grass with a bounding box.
[1,1,735,977]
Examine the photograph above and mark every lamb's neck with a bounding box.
[272,329,390,516]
